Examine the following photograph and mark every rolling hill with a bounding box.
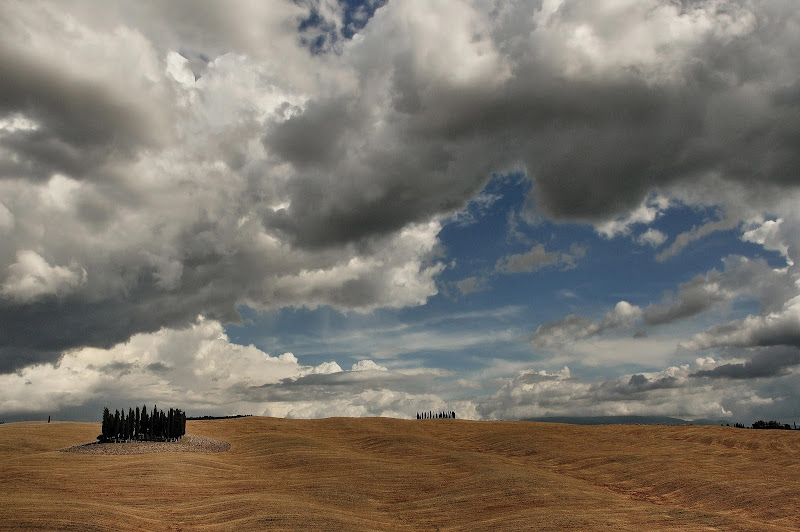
[0,417,798,530]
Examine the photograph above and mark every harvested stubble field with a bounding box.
[0,418,799,531]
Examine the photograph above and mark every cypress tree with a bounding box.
[127,408,134,441]
[102,407,111,440]
[113,410,120,441]
[134,406,140,440]
[99,405,186,442]
[141,405,148,439]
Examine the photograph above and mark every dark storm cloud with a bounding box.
[0,245,250,372]
[265,98,363,169]
[0,347,63,374]
[692,347,800,379]
[0,293,234,374]
[0,45,160,180]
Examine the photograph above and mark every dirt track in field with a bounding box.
[1,417,799,530]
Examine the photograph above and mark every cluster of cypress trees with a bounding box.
[99,405,186,442]
[417,411,456,419]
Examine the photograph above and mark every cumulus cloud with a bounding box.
[1,250,86,301]
[3,0,800,378]
[1,313,796,424]
[595,195,669,239]
[0,316,440,419]
[692,347,800,379]
[532,301,642,348]
[741,218,792,265]
[351,359,388,372]
[683,296,800,350]
[675,209,800,356]
[478,363,734,421]
[644,255,794,326]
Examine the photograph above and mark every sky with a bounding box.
[2,0,800,424]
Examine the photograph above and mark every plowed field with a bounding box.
[1,417,798,530]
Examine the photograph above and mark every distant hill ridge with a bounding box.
[523,415,728,426]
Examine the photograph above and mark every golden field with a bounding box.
[0,417,799,531]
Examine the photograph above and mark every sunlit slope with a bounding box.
[0,417,798,531]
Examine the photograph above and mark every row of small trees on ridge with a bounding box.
[417,411,456,419]
[751,420,795,430]
[99,405,186,442]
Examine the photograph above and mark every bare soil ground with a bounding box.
[61,434,230,455]
[0,417,798,531]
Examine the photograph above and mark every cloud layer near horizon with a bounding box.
[3,315,792,424]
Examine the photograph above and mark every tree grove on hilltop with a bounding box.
[99,405,186,442]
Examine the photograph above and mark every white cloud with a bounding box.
[479,361,736,421]
[683,296,800,350]
[0,317,336,417]
[742,217,792,265]
[644,255,795,325]
[1,315,795,425]
[1,250,86,301]
[595,195,668,238]
[637,228,667,247]
[351,359,388,372]
[656,215,740,262]
[0,318,473,420]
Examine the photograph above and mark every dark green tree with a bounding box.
[127,408,134,441]
[141,404,148,439]
[135,407,140,439]
[113,410,121,441]
[101,407,112,440]
[99,405,186,443]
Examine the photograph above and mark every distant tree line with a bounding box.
[417,411,455,419]
[99,405,186,443]
[751,419,795,430]
[727,420,798,430]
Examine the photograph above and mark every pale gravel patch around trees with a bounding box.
[60,434,230,455]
